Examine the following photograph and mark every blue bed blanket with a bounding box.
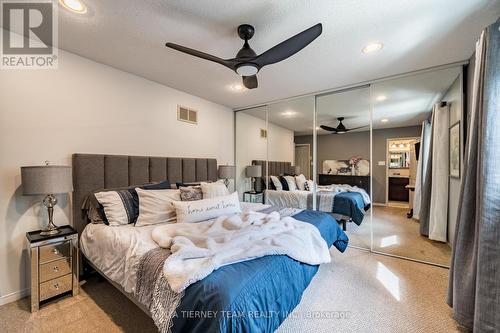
[332,192,370,225]
[170,210,348,333]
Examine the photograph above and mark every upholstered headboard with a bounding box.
[252,160,293,177]
[72,153,218,236]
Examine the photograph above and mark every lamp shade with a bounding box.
[21,166,73,195]
[218,165,235,179]
[291,166,301,175]
[246,165,262,178]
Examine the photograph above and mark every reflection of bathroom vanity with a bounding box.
[386,138,418,204]
[388,170,410,201]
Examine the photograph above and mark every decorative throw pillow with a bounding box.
[200,180,229,199]
[135,188,180,226]
[305,180,316,192]
[279,176,289,191]
[284,175,297,191]
[90,180,171,225]
[295,174,307,191]
[172,192,241,224]
[270,176,282,191]
[179,186,203,201]
[94,190,136,226]
[176,182,201,189]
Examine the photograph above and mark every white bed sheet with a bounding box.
[80,223,158,294]
[80,201,271,294]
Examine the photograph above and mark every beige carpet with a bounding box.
[347,206,452,266]
[0,248,462,333]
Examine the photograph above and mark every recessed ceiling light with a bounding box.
[376,95,387,101]
[362,41,383,54]
[230,84,245,92]
[281,110,297,117]
[381,118,389,123]
[59,0,87,14]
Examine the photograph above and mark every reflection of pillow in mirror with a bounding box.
[270,176,282,191]
[279,176,289,191]
[295,174,307,190]
[304,180,316,192]
[284,175,297,191]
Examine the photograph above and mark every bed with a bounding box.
[73,153,349,333]
[252,160,371,230]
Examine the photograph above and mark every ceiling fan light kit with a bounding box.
[165,23,323,89]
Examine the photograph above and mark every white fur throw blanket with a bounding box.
[151,211,331,293]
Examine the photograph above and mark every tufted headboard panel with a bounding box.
[72,153,218,236]
[251,160,293,177]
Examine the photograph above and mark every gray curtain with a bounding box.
[448,20,500,332]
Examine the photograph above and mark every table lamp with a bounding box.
[21,163,73,236]
[291,166,301,176]
[218,165,236,187]
[245,165,262,194]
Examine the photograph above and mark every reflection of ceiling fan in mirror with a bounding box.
[320,117,368,134]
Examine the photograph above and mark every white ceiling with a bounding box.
[242,66,462,135]
[3,0,498,109]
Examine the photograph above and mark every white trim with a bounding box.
[0,288,29,306]
[372,202,387,207]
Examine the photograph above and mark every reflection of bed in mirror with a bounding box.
[252,160,371,230]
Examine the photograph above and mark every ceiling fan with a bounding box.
[320,117,368,134]
[165,23,322,89]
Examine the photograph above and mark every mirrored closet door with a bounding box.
[371,66,463,266]
[315,87,372,249]
[235,106,268,203]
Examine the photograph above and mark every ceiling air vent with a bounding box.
[177,105,198,124]
[260,128,267,138]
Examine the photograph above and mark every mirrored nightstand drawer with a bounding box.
[39,274,72,301]
[40,257,72,283]
[39,242,70,263]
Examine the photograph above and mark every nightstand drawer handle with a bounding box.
[53,266,59,272]
[53,283,59,290]
[52,248,59,255]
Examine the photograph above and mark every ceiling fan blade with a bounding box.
[253,23,322,68]
[242,75,258,89]
[165,42,236,70]
[320,125,338,132]
[345,125,369,132]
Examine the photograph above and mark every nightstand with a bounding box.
[243,191,264,203]
[26,225,79,312]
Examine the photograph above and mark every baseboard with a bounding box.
[0,288,29,306]
[372,202,387,206]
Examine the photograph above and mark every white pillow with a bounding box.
[270,176,283,191]
[305,180,316,192]
[200,180,229,199]
[172,192,241,224]
[295,174,307,191]
[94,191,129,226]
[135,188,180,227]
[284,175,297,191]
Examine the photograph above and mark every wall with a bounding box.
[0,47,234,304]
[295,125,422,203]
[235,112,294,197]
[442,75,463,245]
